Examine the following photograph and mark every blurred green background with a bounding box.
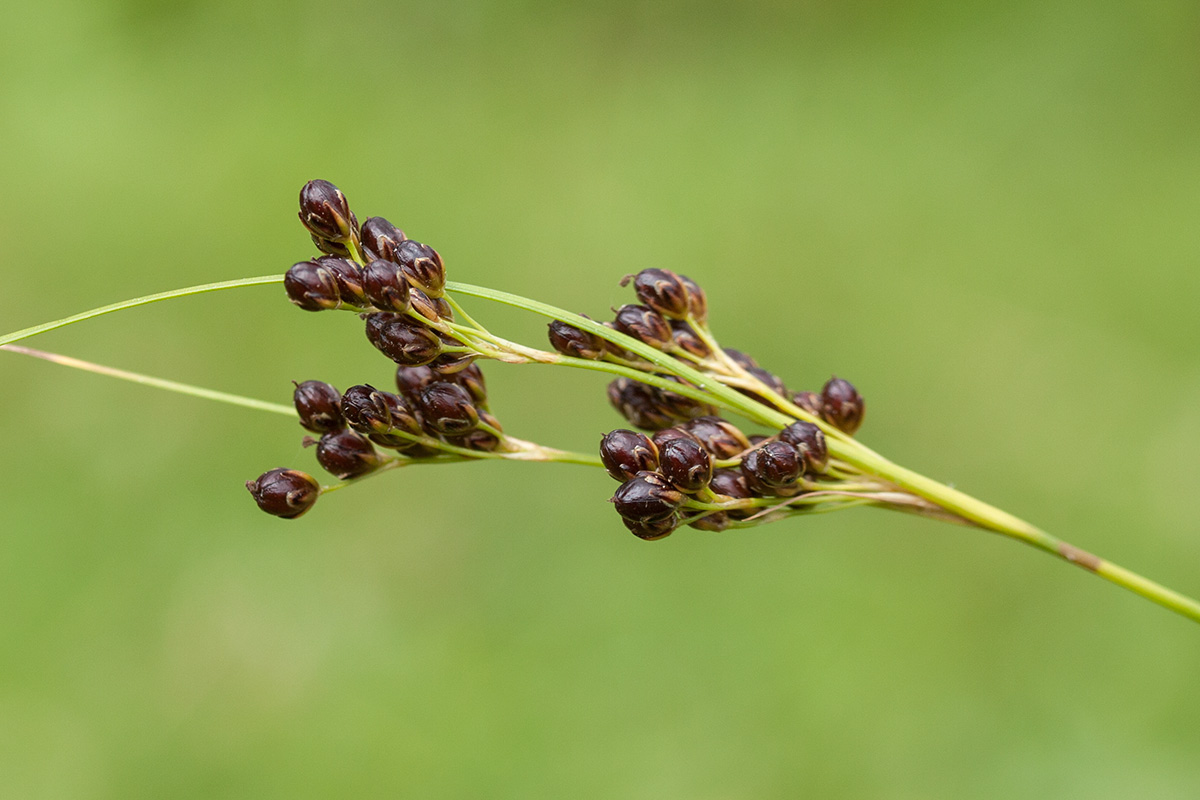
[2,0,1199,797]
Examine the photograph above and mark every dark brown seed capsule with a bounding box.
[682,416,751,459]
[394,365,440,401]
[315,257,367,308]
[284,260,341,311]
[293,380,344,434]
[246,468,321,519]
[623,514,678,541]
[409,288,453,322]
[341,384,394,436]
[611,470,683,523]
[547,319,605,360]
[606,378,676,431]
[316,430,381,479]
[362,259,411,312]
[298,180,356,243]
[443,428,502,452]
[779,421,828,472]
[626,268,691,319]
[418,381,479,435]
[792,391,824,417]
[359,216,407,262]
[613,304,672,350]
[724,348,758,370]
[311,232,352,258]
[365,313,442,366]
[367,391,425,451]
[742,441,803,492]
[678,273,707,323]
[650,426,700,451]
[599,429,659,482]
[689,513,729,531]
[659,437,712,493]
[821,377,865,435]
[709,468,754,519]
[395,239,446,297]
[452,363,488,405]
[747,366,788,397]
[669,320,711,358]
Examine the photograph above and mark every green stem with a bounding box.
[0,275,285,348]
[1,344,295,416]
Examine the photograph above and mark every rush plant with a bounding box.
[3,180,1198,625]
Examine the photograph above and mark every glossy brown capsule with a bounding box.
[547,319,605,360]
[611,470,683,523]
[678,273,707,323]
[417,381,479,435]
[669,320,711,358]
[682,416,751,459]
[293,380,344,434]
[316,430,381,479]
[246,468,321,519]
[742,441,803,492]
[364,313,442,366]
[613,304,672,350]
[599,429,660,482]
[409,288,453,322]
[792,390,824,417]
[298,180,356,243]
[658,437,712,493]
[359,216,407,262]
[626,268,691,319]
[284,260,341,311]
[779,421,828,473]
[394,365,440,401]
[709,468,754,519]
[623,514,678,541]
[395,239,446,297]
[362,259,411,312]
[316,256,367,308]
[821,377,865,435]
[650,426,700,451]
[341,384,394,436]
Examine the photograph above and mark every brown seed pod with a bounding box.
[316,430,381,479]
[293,380,344,434]
[658,437,712,494]
[779,421,828,473]
[362,259,411,312]
[548,319,605,360]
[299,180,357,243]
[599,429,660,482]
[613,304,672,350]
[246,468,321,519]
[359,216,407,262]
[611,470,683,523]
[821,377,865,435]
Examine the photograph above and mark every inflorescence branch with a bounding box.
[2,178,1198,625]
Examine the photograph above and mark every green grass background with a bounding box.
[2,0,1199,796]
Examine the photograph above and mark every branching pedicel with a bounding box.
[3,180,1199,625]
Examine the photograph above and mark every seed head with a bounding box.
[779,421,828,472]
[651,426,700,451]
[418,381,479,435]
[298,180,356,243]
[599,429,660,482]
[669,321,711,358]
[409,288,453,322]
[284,260,341,311]
[709,468,754,519]
[316,429,381,479]
[362,259,411,312]
[293,380,344,434]
[611,470,683,523]
[742,440,803,493]
[246,468,321,519]
[364,313,442,366]
[394,365,440,401]
[679,273,707,323]
[613,304,672,350]
[395,239,446,297]
[659,437,712,493]
[623,514,678,541]
[547,319,605,360]
[625,268,691,319]
[316,256,367,308]
[359,216,407,262]
[821,377,865,435]
[792,390,824,417]
[681,416,751,459]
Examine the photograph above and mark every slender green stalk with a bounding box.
[1,344,295,416]
[0,275,285,348]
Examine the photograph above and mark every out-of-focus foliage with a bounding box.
[1,1,1198,796]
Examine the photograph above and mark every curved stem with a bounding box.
[0,275,285,348]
